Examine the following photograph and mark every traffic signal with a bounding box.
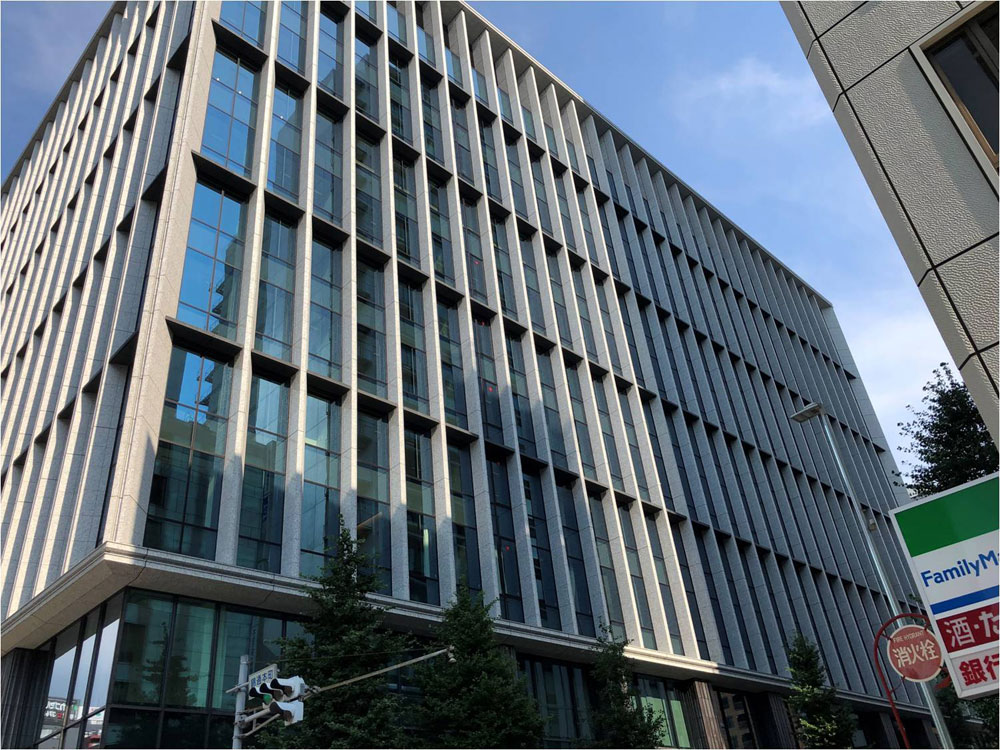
[268,697,304,726]
[248,676,306,703]
[247,676,307,726]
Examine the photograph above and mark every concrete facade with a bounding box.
[2,1,938,747]
[783,0,999,443]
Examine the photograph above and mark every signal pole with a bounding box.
[232,654,249,750]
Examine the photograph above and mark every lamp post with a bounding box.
[789,402,953,749]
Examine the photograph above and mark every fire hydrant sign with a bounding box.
[887,625,943,682]
[891,473,999,699]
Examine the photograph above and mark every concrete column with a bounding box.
[752,692,799,749]
[692,680,728,749]
[878,711,903,749]
[0,648,48,749]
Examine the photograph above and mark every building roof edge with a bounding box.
[455,0,834,309]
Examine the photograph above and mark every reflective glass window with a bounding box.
[393,157,419,265]
[474,317,503,444]
[506,142,528,218]
[523,471,560,629]
[314,113,343,223]
[387,2,407,44]
[452,102,474,181]
[505,335,536,457]
[202,51,258,176]
[479,118,501,199]
[177,182,246,339]
[220,1,265,46]
[389,55,412,143]
[308,239,343,379]
[356,136,382,246]
[491,218,517,319]
[302,395,341,577]
[462,200,487,301]
[145,348,231,559]
[428,178,453,282]
[531,159,552,234]
[566,365,595,480]
[449,443,481,591]
[589,494,626,640]
[619,505,656,649]
[422,82,444,163]
[357,411,391,593]
[238,376,289,572]
[406,429,438,604]
[355,37,379,121]
[268,86,301,199]
[357,261,387,396]
[255,215,296,360]
[557,486,595,637]
[277,1,306,73]
[537,351,567,469]
[488,458,523,622]
[438,302,467,428]
[399,281,429,412]
[318,10,344,96]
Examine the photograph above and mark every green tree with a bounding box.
[898,366,998,747]
[934,682,999,749]
[413,586,544,748]
[786,633,857,748]
[255,528,409,749]
[898,364,998,497]
[588,628,666,749]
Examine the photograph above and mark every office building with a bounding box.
[784,0,999,444]
[1,1,939,747]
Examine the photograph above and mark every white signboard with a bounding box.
[891,474,999,699]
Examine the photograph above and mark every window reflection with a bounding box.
[238,376,289,572]
[145,347,232,559]
[927,6,998,164]
[35,591,302,750]
[201,51,258,176]
[176,182,247,339]
[357,412,391,593]
[405,429,438,604]
[301,394,341,577]
[39,628,77,740]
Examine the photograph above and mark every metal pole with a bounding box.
[872,613,922,749]
[818,415,954,749]
[233,654,249,750]
[305,646,453,699]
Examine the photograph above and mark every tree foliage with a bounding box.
[899,366,999,746]
[898,364,997,498]
[587,628,666,748]
[412,586,545,748]
[786,634,857,749]
[254,528,408,749]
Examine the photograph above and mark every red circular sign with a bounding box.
[887,625,944,682]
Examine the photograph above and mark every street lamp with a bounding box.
[789,402,953,749]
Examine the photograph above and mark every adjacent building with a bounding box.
[1,1,941,747]
[784,0,999,444]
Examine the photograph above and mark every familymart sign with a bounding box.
[892,473,999,698]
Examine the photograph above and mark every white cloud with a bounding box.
[837,290,952,459]
[669,56,829,137]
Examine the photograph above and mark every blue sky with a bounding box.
[1,1,951,465]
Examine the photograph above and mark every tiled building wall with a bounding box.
[1,0,928,725]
